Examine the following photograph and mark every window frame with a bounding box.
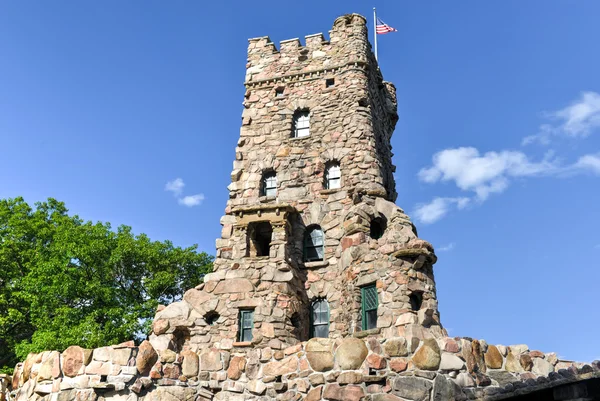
[292,110,310,138]
[361,285,379,331]
[310,298,330,339]
[238,309,254,342]
[262,171,277,197]
[304,226,324,262]
[325,163,341,189]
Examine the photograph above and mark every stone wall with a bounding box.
[8,336,600,400]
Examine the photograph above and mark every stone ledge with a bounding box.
[232,341,253,348]
[304,260,329,269]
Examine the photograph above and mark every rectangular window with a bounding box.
[326,165,341,189]
[361,285,378,330]
[264,175,277,197]
[239,309,254,342]
[310,299,329,338]
[325,78,335,88]
[295,112,310,138]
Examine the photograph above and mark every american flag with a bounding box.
[376,17,397,34]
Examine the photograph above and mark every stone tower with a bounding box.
[149,13,445,354]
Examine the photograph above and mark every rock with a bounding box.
[487,371,519,386]
[180,350,199,377]
[156,301,190,320]
[62,346,85,377]
[392,376,433,401]
[263,356,298,377]
[111,347,131,365]
[373,395,404,401]
[367,353,386,369]
[455,372,475,388]
[389,358,408,372]
[153,319,170,335]
[306,386,323,401]
[440,352,465,370]
[136,340,158,374]
[505,351,523,373]
[484,345,503,369]
[335,337,368,370]
[383,337,408,357]
[412,338,441,371]
[38,351,60,381]
[532,358,555,376]
[200,350,223,371]
[182,288,211,312]
[160,349,177,363]
[305,338,334,372]
[519,353,533,371]
[323,383,365,401]
[93,347,112,362]
[213,278,254,294]
[337,371,362,384]
[227,356,246,380]
[432,374,453,401]
[247,379,266,395]
[509,344,529,354]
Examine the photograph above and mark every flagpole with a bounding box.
[373,7,378,62]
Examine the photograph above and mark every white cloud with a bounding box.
[178,194,205,207]
[165,178,185,196]
[523,91,600,145]
[573,153,600,175]
[413,197,470,224]
[437,243,455,252]
[418,147,559,201]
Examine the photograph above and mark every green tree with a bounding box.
[0,197,213,371]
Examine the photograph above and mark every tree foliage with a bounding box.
[0,197,213,371]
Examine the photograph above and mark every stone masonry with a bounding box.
[8,13,600,401]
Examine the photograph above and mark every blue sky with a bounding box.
[1,1,599,362]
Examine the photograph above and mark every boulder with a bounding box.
[227,356,246,380]
[384,337,408,357]
[484,345,503,369]
[335,337,368,370]
[263,356,298,377]
[305,338,334,372]
[213,278,254,294]
[62,346,85,377]
[412,338,441,371]
[180,350,199,377]
[440,352,465,370]
[200,350,223,371]
[392,376,433,401]
[136,340,158,374]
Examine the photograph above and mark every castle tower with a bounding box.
[149,14,445,354]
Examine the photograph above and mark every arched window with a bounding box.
[292,110,310,138]
[310,299,329,338]
[324,162,341,189]
[261,171,277,197]
[304,226,324,262]
[369,217,386,239]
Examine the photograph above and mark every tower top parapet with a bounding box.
[245,14,373,86]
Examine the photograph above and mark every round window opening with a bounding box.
[370,217,387,240]
[205,311,220,326]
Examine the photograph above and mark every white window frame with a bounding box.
[262,172,277,197]
[293,111,310,138]
[325,163,341,189]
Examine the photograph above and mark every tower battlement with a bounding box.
[245,14,371,86]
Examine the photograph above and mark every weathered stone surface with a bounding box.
[306,386,323,401]
[484,345,503,369]
[160,349,177,363]
[247,379,266,395]
[383,337,408,357]
[62,346,85,377]
[335,337,368,370]
[432,374,453,401]
[505,351,523,373]
[200,350,223,371]
[263,356,298,377]
[412,338,441,371]
[455,372,476,388]
[38,351,60,381]
[519,353,533,371]
[389,358,408,372]
[180,350,199,377]
[392,376,433,401]
[532,358,555,376]
[373,395,404,401]
[323,383,365,401]
[213,278,254,294]
[487,370,519,386]
[227,356,246,380]
[136,340,158,374]
[440,352,465,371]
[305,338,334,372]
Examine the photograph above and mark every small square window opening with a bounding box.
[325,78,335,88]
